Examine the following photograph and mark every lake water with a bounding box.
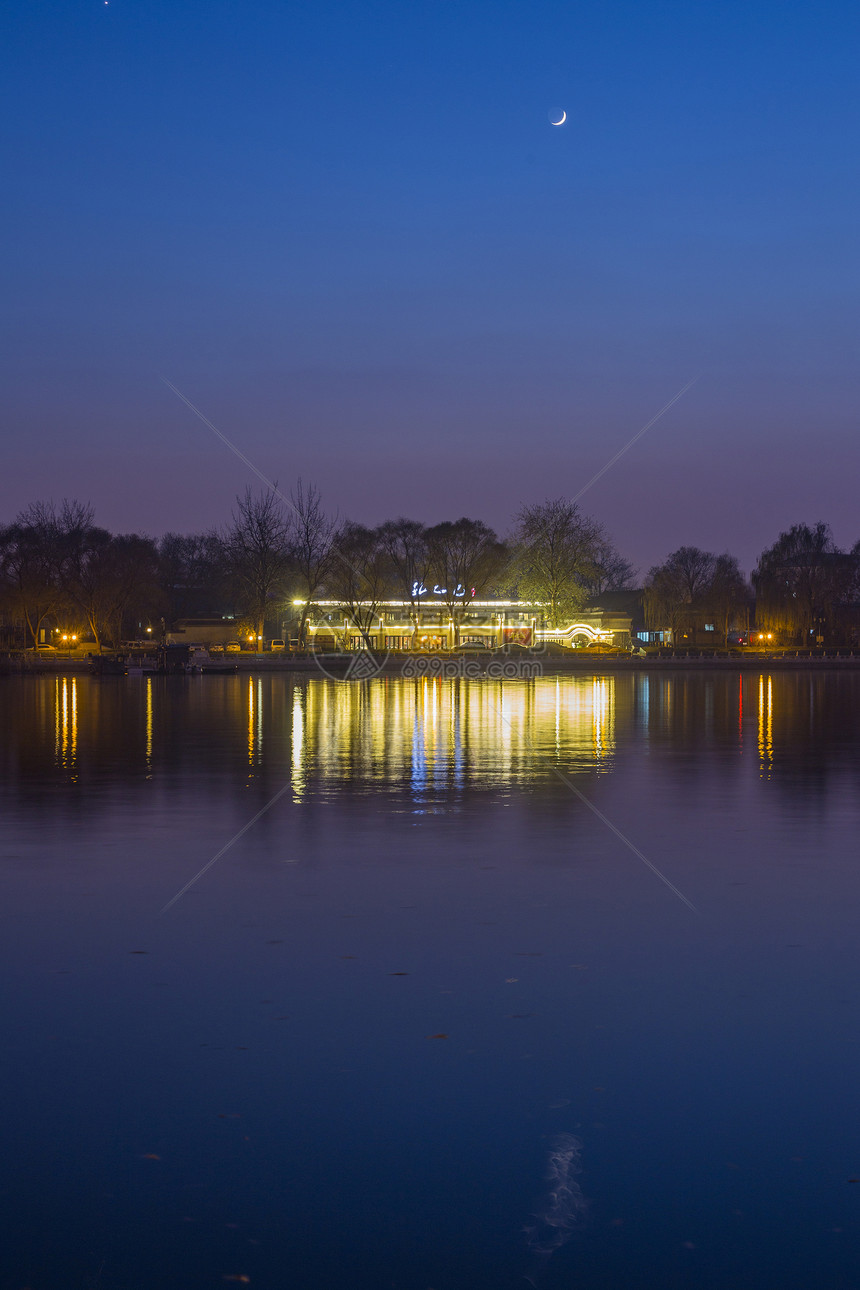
[1,669,859,1289]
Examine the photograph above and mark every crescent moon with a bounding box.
[550,110,566,126]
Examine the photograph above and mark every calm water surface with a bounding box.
[1,670,859,1289]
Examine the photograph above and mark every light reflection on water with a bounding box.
[292,675,617,793]
[7,668,859,815]
[2,670,860,1289]
[4,668,859,809]
[54,674,78,773]
[145,673,153,768]
[759,672,774,777]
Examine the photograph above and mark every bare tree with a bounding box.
[708,554,749,646]
[425,518,507,646]
[159,530,230,620]
[580,533,636,597]
[378,518,431,647]
[289,478,338,648]
[644,547,716,643]
[645,547,750,646]
[51,501,161,650]
[100,535,163,644]
[0,502,68,645]
[509,499,602,628]
[753,522,856,644]
[327,522,388,650]
[46,501,109,649]
[224,487,292,644]
[667,546,716,601]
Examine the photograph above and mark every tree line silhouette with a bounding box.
[1,488,857,649]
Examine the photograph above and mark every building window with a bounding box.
[704,623,715,632]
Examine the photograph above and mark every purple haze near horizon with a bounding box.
[3,0,859,577]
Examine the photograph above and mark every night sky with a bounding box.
[3,0,858,576]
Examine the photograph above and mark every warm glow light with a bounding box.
[146,675,153,764]
[291,690,305,802]
[248,677,255,762]
[758,674,773,776]
[56,676,78,769]
[283,675,618,791]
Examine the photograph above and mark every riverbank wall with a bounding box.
[4,650,860,676]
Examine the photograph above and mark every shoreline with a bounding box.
[4,651,860,677]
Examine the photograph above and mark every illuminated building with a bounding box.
[300,599,631,651]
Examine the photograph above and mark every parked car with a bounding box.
[270,638,285,651]
[225,641,241,654]
[209,643,224,654]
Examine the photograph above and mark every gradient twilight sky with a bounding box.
[2,0,858,576]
